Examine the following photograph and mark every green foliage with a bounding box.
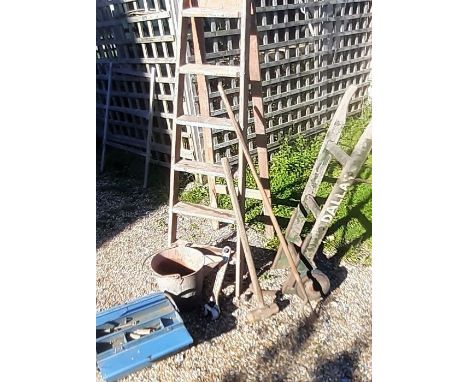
[265,236,280,251]
[270,133,324,200]
[180,183,209,204]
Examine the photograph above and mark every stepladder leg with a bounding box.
[232,0,252,298]
[249,4,273,239]
[167,210,178,246]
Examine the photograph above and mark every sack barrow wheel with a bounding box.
[300,269,331,302]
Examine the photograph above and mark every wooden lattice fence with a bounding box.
[96,0,195,167]
[96,0,372,166]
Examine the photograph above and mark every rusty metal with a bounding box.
[149,245,207,311]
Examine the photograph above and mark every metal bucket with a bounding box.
[149,246,206,311]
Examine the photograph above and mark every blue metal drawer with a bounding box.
[96,292,193,382]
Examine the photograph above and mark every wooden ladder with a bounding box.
[271,85,372,296]
[168,0,272,297]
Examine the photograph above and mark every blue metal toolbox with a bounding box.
[96,292,193,381]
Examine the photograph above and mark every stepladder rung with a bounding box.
[172,202,236,224]
[215,184,259,199]
[182,7,240,18]
[173,159,225,177]
[326,141,351,167]
[179,64,240,78]
[176,115,234,131]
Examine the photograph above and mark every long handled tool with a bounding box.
[221,157,279,322]
[217,82,309,303]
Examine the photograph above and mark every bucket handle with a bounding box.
[141,252,154,269]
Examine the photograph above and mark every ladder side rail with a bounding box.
[233,0,251,298]
[248,1,273,239]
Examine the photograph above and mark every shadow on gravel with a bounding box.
[220,310,320,381]
[313,338,368,381]
[179,239,286,346]
[214,237,282,297]
[96,146,176,249]
[261,309,320,360]
[219,335,368,381]
[314,245,349,294]
[178,296,239,346]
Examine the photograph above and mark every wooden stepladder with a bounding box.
[168,0,272,297]
[272,85,373,299]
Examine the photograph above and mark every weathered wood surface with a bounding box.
[176,115,234,131]
[179,63,240,77]
[172,201,236,223]
[221,157,266,307]
[173,159,224,177]
[215,185,261,200]
[249,1,273,238]
[302,122,372,258]
[326,141,351,166]
[182,7,240,18]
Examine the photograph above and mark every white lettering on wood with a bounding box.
[320,182,351,223]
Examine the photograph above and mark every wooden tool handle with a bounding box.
[221,157,266,307]
[218,82,308,302]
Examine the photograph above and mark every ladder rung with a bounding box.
[172,202,235,224]
[215,184,260,199]
[173,159,225,177]
[182,7,240,18]
[176,115,234,131]
[304,195,321,219]
[179,64,240,78]
[326,141,351,166]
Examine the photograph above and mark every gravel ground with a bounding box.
[96,162,372,382]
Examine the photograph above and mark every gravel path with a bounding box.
[96,166,372,382]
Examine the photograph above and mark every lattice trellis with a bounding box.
[96,0,195,167]
[198,0,372,163]
[96,0,372,166]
